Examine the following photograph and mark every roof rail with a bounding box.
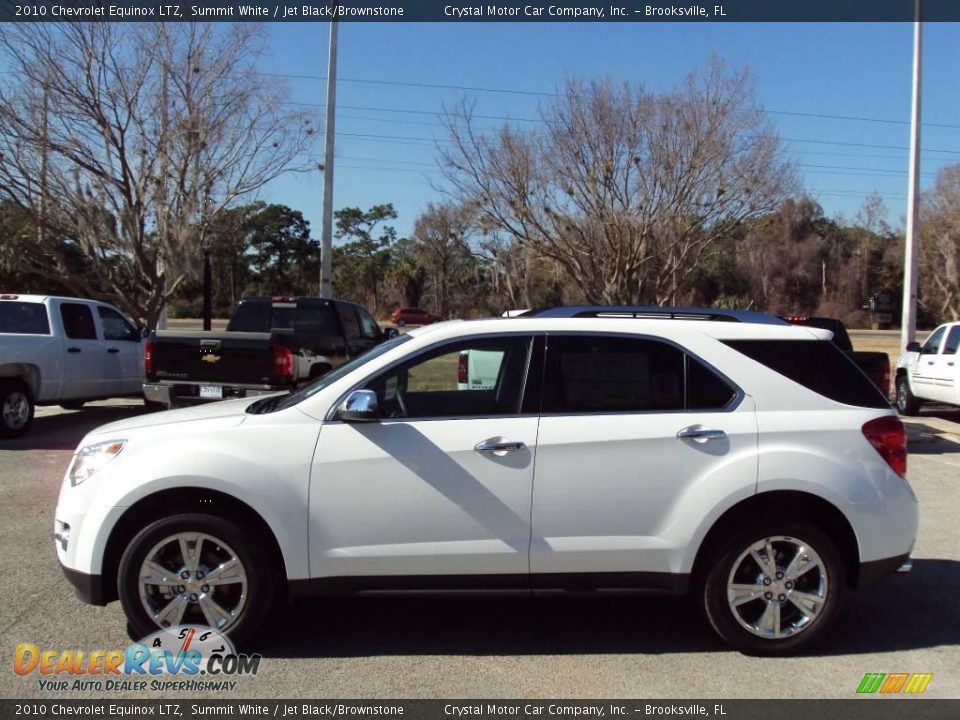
[523,306,786,325]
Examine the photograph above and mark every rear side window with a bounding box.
[0,302,50,334]
[542,335,735,413]
[724,339,889,409]
[337,303,362,340]
[295,301,339,337]
[60,303,97,340]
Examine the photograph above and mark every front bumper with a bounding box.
[60,563,108,606]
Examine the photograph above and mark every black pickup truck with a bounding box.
[144,297,395,409]
[780,315,891,397]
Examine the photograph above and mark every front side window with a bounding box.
[941,326,960,355]
[364,336,532,419]
[97,306,137,341]
[541,335,736,414]
[60,303,97,340]
[922,326,945,355]
[357,308,380,339]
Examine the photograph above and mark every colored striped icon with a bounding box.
[856,672,933,694]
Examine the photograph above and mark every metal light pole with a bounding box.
[900,0,922,352]
[319,6,338,298]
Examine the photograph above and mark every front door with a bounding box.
[309,335,539,582]
[96,305,143,395]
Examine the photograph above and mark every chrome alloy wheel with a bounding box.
[138,532,248,631]
[726,535,828,640]
[2,391,30,430]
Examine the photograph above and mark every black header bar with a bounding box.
[1,0,959,23]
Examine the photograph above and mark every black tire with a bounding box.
[0,379,34,439]
[702,523,845,656]
[895,374,920,416]
[118,513,276,646]
[396,319,406,327]
[60,400,86,410]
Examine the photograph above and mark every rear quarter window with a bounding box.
[724,339,889,409]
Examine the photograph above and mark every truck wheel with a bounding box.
[0,380,34,439]
[895,375,920,416]
[702,523,844,656]
[118,513,275,645]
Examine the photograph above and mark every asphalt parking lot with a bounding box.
[1,400,958,699]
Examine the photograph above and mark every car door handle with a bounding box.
[67,347,81,353]
[948,361,955,367]
[677,426,726,443]
[474,438,526,454]
[107,348,119,354]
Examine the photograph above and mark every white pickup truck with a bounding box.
[0,294,146,437]
[895,321,960,415]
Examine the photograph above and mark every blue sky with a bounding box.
[255,21,960,239]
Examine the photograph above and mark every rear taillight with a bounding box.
[144,338,154,375]
[862,416,907,477]
[272,344,293,379]
[881,358,891,397]
[458,353,468,384]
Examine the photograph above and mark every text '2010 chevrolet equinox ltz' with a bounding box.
[55,307,917,655]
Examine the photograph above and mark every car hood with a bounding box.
[87,396,267,436]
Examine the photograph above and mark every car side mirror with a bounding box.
[906,341,922,353]
[336,389,380,423]
[383,327,399,339]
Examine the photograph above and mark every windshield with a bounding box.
[248,333,412,414]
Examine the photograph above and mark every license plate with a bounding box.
[199,385,223,399]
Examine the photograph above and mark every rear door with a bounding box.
[54,301,105,399]
[909,326,946,402]
[932,325,960,405]
[96,305,143,395]
[530,333,757,583]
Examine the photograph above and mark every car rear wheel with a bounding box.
[895,375,920,416]
[702,524,844,655]
[0,380,34,438]
[118,514,275,644]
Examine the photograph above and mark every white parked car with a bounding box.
[895,321,960,415]
[55,307,917,655]
[0,294,146,437]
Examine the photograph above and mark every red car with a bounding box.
[390,307,443,326]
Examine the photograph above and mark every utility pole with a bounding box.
[900,0,922,352]
[319,5,338,298]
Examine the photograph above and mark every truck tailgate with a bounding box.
[152,331,277,385]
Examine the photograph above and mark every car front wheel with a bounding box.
[896,375,920,416]
[0,380,34,438]
[118,514,275,644]
[702,524,844,655]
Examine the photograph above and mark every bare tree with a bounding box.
[920,163,960,321]
[0,23,314,326]
[411,202,476,316]
[439,57,797,305]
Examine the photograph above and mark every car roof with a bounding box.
[405,316,832,342]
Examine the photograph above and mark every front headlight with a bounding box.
[68,439,126,486]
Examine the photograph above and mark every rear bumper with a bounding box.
[858,553,911,587]
[143,382,282,408]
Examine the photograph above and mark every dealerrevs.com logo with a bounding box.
[856,672,933,695]
[14,625,261,693]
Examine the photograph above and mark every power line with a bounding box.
[267,71,960,129]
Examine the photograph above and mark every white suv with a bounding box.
[55,308,917,655]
